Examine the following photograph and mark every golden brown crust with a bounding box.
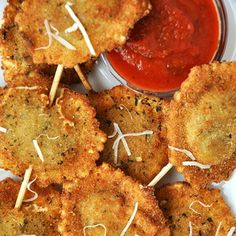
[0,178,20,209]
[22,182,62,235]
[0,178,61,235]
[59,163,170,236]
[156,182,236,236]
[167,62,236,189]
[0,209,25,236]
[0,86,106,186]
[0,0,83,86]
[15,0,151,68]
[89,85,168,184]
[0,0,50,85]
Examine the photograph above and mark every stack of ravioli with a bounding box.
[0,0,235,235]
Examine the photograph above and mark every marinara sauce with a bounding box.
[107,0,220,92]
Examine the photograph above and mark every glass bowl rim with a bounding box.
[102,0,228,98]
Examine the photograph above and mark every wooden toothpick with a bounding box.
[49,64,64,106]
[74,64,92,91]
[148,163,173,187]
[15,165,33,209]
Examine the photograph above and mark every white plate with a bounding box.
[0,0,236,218]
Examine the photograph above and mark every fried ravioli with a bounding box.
[156,182,236,236]
[59,163,170,236]
[0,0,85,86]
[90,86,168,184]
[21,182,61,235]
[0,86,106,187]
[167,62,236,189]
[0,0,50,85]
[15,0,151,68]
[0,179,24,235]
[0,178,61,235]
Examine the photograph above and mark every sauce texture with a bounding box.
[107,0,220,92]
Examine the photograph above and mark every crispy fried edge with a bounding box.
[89,85,169,184]
[22,182,62,235]
[156,182,236,234]
[0,86,106,187]
[167,61,236,189]
[59,163,170,236]
[0,178,61,235]
[0,0,83,85]
[15,0,151,67]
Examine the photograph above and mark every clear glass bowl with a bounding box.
[101,0,229,98]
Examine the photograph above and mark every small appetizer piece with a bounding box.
[15,0,151,68]
[59,163,170,236]
[167,62,236,189]
[156,182,236,236]
[0,86,106,187]
[90,85,169,184]
[0,0,83,86]
[21,180,61,235]
[0,0,50,85]
[0,178,61,235]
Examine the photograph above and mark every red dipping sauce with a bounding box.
[107,0,220,93]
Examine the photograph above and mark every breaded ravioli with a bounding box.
[59,163,170,236]
[0,178,61,235]
[0,0,50,85]
[21,182,61,235]
[15,0,151,68]
[90,86,168,184]
[0,179,24,235]
[156,183,236,236]
[0,0,82,86]
[0,86,106,187]
[167,62,236,189]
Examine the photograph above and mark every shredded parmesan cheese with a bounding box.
[119,104,133,120]
[32,204,48,213]
[120,202,138,236]
[227,227,236,236]
[113,123,131,161]
[109,123,131,164]
[189,200,213,215]
[50,24,76,50]
[15,86,38,90]
[65,22,79,33]
[23,177,38,203]
[36,133,59,140]
[35,19,76,51]
[108,126,118,138]
[182,161,211,169]
[83,224,107,236]
[135,156,142,162]
[109,123,153,165]
[113,130,153,149]
[189,222,193,236]
[32,140,44,162]
[168,146,196,160]
[35,19,52,50]
[215,222,222,236]
[113,130,153,164]
[65,3,96,55]
[0,126,7,133]
[51,31,76,50]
